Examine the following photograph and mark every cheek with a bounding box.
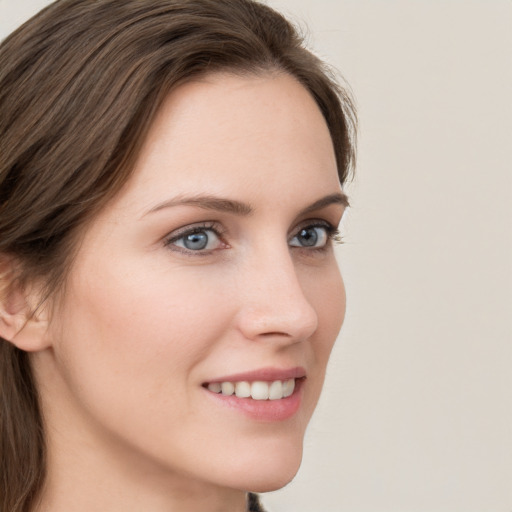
[309,263,346,359]
[299,262,345,411]
[50,259,232,423]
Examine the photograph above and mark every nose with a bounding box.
[235,249,319,343]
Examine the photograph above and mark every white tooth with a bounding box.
[282,379,295,398]
[221,382,235,396]
[235,381,251,398]
[251,381,270,400]
[208,382,222,393]
[268,380,283,400]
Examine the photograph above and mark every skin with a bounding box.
[27,72,347,512]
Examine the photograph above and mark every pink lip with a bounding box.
[204,366,306,384]
[202,367,306,422]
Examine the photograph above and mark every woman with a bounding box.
[0,1,356,511]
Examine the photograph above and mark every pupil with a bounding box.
[184,232,208,250]
[299,228,317,247]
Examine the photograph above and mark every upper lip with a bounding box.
[205,366,306,384]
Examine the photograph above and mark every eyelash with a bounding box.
[293,222,343,248]
[164,220,342,256]
[164,222,226,255]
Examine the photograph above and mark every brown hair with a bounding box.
[0,0,356,509]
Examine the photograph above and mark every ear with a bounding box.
[0,259,51,352]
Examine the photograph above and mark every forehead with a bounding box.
[117,71,341,214]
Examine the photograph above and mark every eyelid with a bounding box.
[164,221,228,254]
[290,219,336,238]
[289,219,342,249]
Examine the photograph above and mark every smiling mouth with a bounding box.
[204,378,302,401]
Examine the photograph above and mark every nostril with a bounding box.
[259,331,292,338]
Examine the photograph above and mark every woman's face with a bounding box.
[40,72,346,493]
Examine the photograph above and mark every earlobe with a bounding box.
[0,268,51,352]
[0,313,49,354]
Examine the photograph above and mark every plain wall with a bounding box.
[1,1,511,511]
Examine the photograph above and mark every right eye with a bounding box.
[165,224,226,253]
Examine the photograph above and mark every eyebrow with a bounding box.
[145,195,253,217]
[298,192,349,215]
[143,192,348,218]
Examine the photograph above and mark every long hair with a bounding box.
[0,1,356,510]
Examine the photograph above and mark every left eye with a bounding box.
[171,228,222,251]
[289,225,330,248]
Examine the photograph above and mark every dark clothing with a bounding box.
[248,493,266,512]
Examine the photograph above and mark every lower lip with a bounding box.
[203,379,304,422]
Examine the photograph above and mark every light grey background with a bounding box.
[1,1,511,511]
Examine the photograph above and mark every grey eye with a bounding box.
[183,232,208,250]
[290,226,329,248]
[173,229,221,251]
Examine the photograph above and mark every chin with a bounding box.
[247,466,301,493]
[224,437,304,493]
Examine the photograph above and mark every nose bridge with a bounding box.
[236,244,318,342]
